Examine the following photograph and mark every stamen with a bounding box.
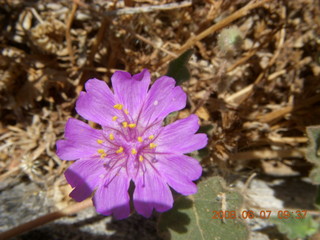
[128,123,136,128]
[114,104,123,110]
[122,122,128,128]
[109,133,114,140]
[149,143,157,149]
[116,146,124,154]
[97,139,104,144]
[124,109,129,115]
[100,153,107,158]
[139,155,144,162]
[97,149,105,154]
[131,148,137,154]
[148,135,155,140]
[112,116,118,121]
[137,136,143,142]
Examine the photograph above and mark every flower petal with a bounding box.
[112,69,150,119]
[156,114,208,154]
[155,154,202,195]
[133,166,173,217]
[93,170,131,220]
[56,118,103,161]
[64,159,105,201]
[64,159,104,188]
[69,176,97,202]
[76,78,117,126]
[140,76,186,126]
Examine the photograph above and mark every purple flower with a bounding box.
[56,69,207,219]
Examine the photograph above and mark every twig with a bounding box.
[107,1,192,16]
[267,136,308,145]
[227,49,258,72]
[256,94,320,124]
[133,33,177,58]
[65,2,78,67]
[30,8,44,24]
[225,84,254,105]
[78,16,110,88]
[229,147,306,161]
[266,5,286,72]
[87,17,109,67]
[75,0,192,16]
[0,166,20,182]
[242,172,257,193]
[0,199,92,240]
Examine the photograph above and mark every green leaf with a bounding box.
[315,186,320,209]
[306,126,320,164]
[306,126,320,184]
[309,168,320,185]
[166,49,193,85]
[164,111,179,125]
[270,214,318,240]
[158,176,249,240]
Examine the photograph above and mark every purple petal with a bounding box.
[140,76,186,126]
[64,159,104,188]
[76,78,117,126]
[93,171,131,220]
[112,69,150,119]
[156,114,208,154]
[64,159,105,201]
[69,176,97,202]
[133,167,173,217]
[156,154,202,195]
[56,118,103,161]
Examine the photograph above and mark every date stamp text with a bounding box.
[212,210,308,220]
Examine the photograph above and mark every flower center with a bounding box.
[94,103,159,165]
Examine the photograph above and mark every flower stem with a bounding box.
[0,199,92,240]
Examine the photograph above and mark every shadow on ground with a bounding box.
[13,212,161,240]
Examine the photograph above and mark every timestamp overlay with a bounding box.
[212,210,308,220]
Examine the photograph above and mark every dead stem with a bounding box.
[75,0,192,16]
[65,2,78,67]
[0,199,92,240]
[257,94,320,124]
[229,147,306,161]
[0,166,20,182]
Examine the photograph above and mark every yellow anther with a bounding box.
[148,135,155,140]
[122,122,128,128]
[114,104,123,110]
[112,116,118,121]
[139,155,144,162]
[100,153,107,158]
[128,123,136,128]
[137,136,143,142]
[131,148,137,154]
[97,149,105,154]
[97,139,104,144]
[116,146,124,154]
[109,133,114,140]
[124,109,129,115]
[149,143,157,149]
